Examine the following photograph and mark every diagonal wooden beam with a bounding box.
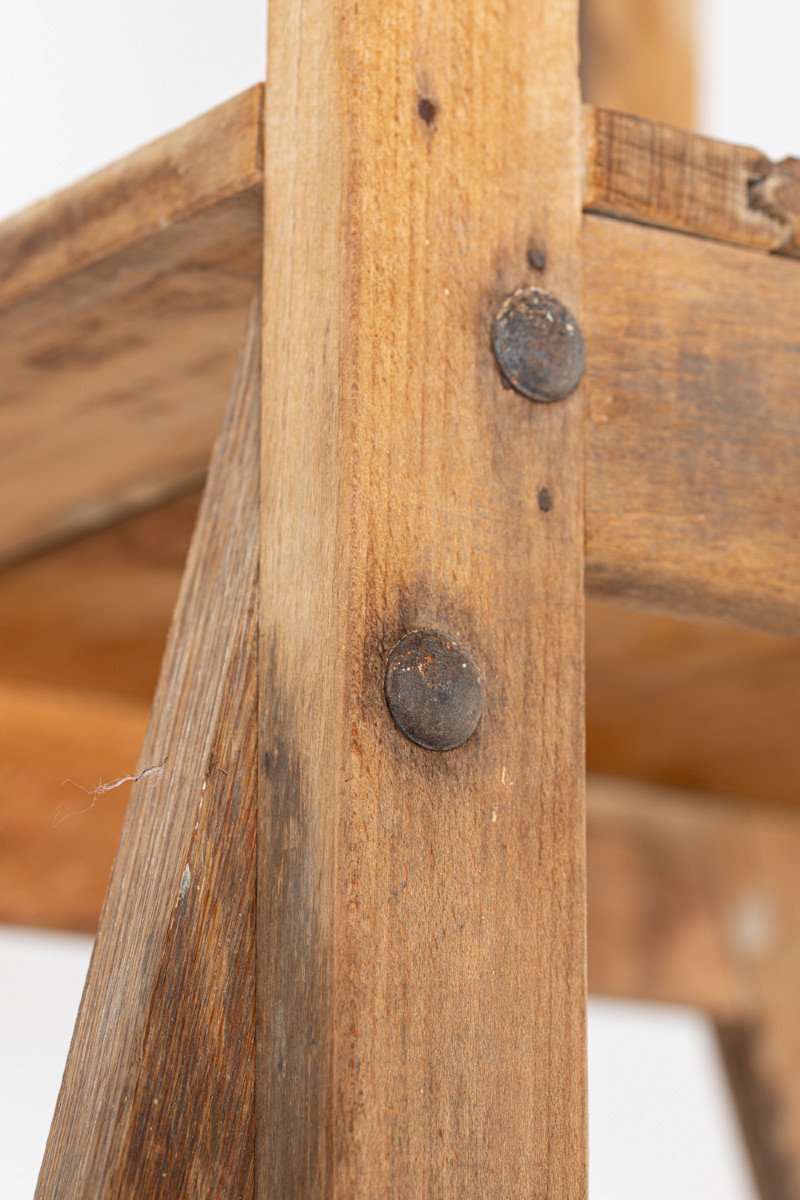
[35,302,260,1199]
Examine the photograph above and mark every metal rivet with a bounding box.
[491,286,584,402]
[385,629,484,751]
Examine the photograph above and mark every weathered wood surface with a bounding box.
[0,88,261,312]
[584,105,800,257]
[259,0,587,1195]
[36,304,260,1199]
[0,88,261,565]
[580,0,695,128]
[584,213,800,635]
[1,81,799,635]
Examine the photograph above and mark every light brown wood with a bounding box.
[586,603,800,808]
[36,303,260,1200]
[584,214,800,635]
[0,88,261,565]
[0,491,198,702]
[1,87,799,636]
[584,105,800,257]
[0,680,145,931]
[0,88,261,312]
[586,777,765,1017]
[580,0,695,127]
[259,0,587,1195]
[589,777,800,1200]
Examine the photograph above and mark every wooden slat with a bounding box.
[580,0,695,128]
[0,88,261,566]
[584,105,800,257]
[36,304,260,1199]
[0,87,262,313]
[259,0,587,1195]
[6,749,798,1026]
[584,213,800,635]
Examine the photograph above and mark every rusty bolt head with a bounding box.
[491,286,584,402]
[385,629,483,752]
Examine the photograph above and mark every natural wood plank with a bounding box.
[0,681,145,931]
[7,754,798,1027]
[584,105,800,257]
[36,303,260,1200]
[584,213,800,635]
[0,88,261,566]
[580,0,695,127]
[259,0,587,1195]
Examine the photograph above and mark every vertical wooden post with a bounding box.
[259,1,587,1196]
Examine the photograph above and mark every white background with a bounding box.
[1,0,795,1194]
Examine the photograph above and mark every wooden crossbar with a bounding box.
[2,93,799,636]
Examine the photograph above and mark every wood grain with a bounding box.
[584,214,800,634]
[36,303,260,1200]
[259,0,587,1195]
[580,0,695,127]
[0,89,261,565]
[584,105,800,257]
[589,776,800,1200]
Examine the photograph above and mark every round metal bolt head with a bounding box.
[385,629,484,752]
[491,286,584,402]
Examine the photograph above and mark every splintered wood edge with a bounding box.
[583,104,800,257]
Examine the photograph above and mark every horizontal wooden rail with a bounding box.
[4,740,799,1025]
[0,87,262,566]
[584,213,800,634]
[584,105,800,257]
[1,91,799,634]
[587,777,798,1019]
